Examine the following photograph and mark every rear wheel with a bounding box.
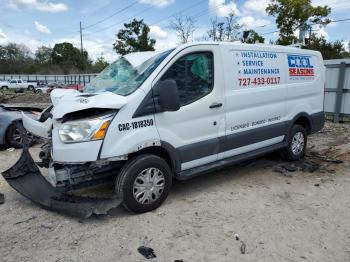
[35,89,43,94]
[116,154,172,213]
[6,124,34,148]
[28,85,34,91]
[1,86,8,90]
[280,125,307,161]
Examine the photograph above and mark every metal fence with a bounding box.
[1,59,350,122]
[324,59,350,123]
[0,74,98,85]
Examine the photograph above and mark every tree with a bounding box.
[51,42,88,73]
[113,19,156,55]
[207,13,241,41]
[0,43,35,74]
[266,0,331,45]
[92,54,109,73]
[35,46,53,65]
[242,30,265,44]
[169,15,196,43]
[304,34,350,59]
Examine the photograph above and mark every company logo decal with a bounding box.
[287,55,314,78]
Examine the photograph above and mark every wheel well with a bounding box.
[294,116,311,134]
[129,146,173,171]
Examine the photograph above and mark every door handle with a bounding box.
[209,102,223,109]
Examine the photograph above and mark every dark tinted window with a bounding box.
[160,52,214,106]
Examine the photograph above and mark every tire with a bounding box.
[6,124,34,148]
[1,86,8,90]
[116,154,172,213]
[280,125,307,161]
[35,89,43,94]
[28,85,34,91]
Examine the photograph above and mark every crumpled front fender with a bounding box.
[2,147,122,218]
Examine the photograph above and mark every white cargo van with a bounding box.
[3,42,325,217]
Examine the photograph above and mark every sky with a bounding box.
[0,0,349,62]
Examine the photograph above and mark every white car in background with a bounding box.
[34,86,50,94]
[0,79,37,91]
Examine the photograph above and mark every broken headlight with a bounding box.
[59,114,113,143]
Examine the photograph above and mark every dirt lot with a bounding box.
[0,122,349,262]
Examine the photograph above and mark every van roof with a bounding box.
[172,41,322,56]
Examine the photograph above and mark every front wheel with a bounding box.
[1,86,9,90]
[115,154,172,213]
[280,125,307,161]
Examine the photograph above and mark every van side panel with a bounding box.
[219,46,288,159]
[285,51,325,126]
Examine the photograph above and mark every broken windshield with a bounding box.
[84,49,174,96]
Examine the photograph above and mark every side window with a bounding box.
[160,52,214,106]
[10,80,16,84]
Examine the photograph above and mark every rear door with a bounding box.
[154,45,225,171]
[220,46,288,159]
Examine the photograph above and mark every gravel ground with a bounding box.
[0,122,349,262]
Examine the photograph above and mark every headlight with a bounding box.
[59,114,113,143]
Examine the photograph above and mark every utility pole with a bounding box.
[79,21,85,73]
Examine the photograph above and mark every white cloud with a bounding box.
[9,0,68,12]
[242,0,269,15]
[315,26,328,39]
[35,21,51,34]
[150,26,168,40]
[138,0,174,7]
[238,16,270,30]
[209,0,240,17]
[0,29,8,39]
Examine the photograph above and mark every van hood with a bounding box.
[50,89,127,119]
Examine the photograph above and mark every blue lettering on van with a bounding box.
[287,55,313,68]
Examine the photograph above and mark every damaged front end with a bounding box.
[2,146,122,218]
[2,106,124,218]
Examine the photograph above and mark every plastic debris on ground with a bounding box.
[137,246,156,259]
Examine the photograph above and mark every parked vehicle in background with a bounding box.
[0,80,10,89]
[35,86,50,94]
[37,80,48,87]
[0,105,41,148]
[46,82,84,93]
[0,79,37,91]
[65,83,84,91]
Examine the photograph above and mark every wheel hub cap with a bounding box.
[133,167,165,204]
[291,131,305,155]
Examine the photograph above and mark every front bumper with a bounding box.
[2,147,122,218]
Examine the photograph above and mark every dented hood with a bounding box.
[50,89,127,119]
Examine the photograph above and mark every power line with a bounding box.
[83,1,138,30]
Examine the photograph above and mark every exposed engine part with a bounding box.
[48,160,124,189]
[37,142,52,168]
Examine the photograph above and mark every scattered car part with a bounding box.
[137,246,156,259]
[0,192,4,204]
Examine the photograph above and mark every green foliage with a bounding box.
[243,30,265,44]
[266,0,331,45]
[304,34,350,59]
[0,43,36,74]
[35,46,53,65]
[113,19,156,55]
[51,42,88,73]
[92,55,109,73]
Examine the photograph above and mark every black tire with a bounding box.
[35,89,42,94]
[116,154,172,213]
[28,85,34,91]
[280,125,307,161]
[1,86,9,90]
[6,124,34,148]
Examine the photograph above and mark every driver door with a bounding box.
[154,45,225,171]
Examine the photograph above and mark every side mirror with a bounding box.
[153,79,180,112]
